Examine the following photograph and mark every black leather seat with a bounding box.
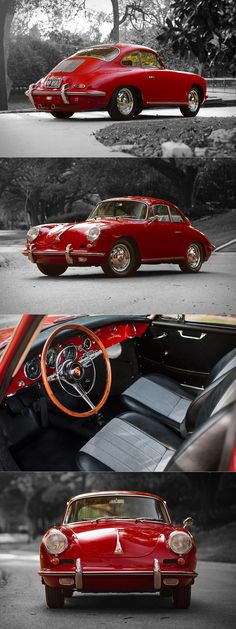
[77,368,236,472]
[121,348,236,435]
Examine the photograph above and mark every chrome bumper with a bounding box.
[26,84,106,107]
[24,245,105,263]
[39,559,197,591]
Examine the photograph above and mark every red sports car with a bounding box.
[39,490,197,609]
[25,43,207,120]
[23,196,214,278]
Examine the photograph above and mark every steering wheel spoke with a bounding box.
[68,381,95,410]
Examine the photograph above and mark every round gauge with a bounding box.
[63,345,77,360]
[83,337,91,350]
[46,347,58,368]
[24,357,41,380]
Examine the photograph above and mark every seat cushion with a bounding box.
[122,374,193,435]
[77,411,182,472]
[208,348,236,385]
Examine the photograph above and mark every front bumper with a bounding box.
[25,83,107,111]
[23,244,105,266]
[39,559,197,592]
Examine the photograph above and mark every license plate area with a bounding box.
[44,77,62,89]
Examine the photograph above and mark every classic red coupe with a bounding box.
[23,197,214,278]
[0,314,235,472]
[25,43,207,120]
[39,490,197,609]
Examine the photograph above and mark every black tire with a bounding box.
[108,86,138,120]
[37,263,68,277]
[102,239,140,278]
[180,86,201,117]
[173,585,191,609]
[179,242,203,273]
[64,589,73,598]
[45,585,65,609]
[51,111,74,119]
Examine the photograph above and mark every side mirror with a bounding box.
[183,517,193,528]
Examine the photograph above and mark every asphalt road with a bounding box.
[0,244,235,313]
[0,552,235,629]
[0,107,236,157]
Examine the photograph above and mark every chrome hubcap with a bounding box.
[188,88,199,112]
[187,244,201,269]
[116,88,134,116]
[110,244,131,272]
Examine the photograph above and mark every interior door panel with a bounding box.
[140,319,236,388]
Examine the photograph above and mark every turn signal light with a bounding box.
[178,557,185,566]
[50,557,60,565]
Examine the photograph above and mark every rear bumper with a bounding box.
[39,559,197,593]
[25,84,107,111]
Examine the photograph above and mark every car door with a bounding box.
[139,51,180,104]
[140,314,236,390]
[146,204,181,259]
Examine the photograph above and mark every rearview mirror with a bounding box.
[183,517,193,528]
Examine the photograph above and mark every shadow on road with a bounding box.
[30,269,213,282]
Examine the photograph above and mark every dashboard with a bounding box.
[6,321,149,397]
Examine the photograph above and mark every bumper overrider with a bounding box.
[25,83,107,110]
[23,244,105,265]
[39,559,198,591]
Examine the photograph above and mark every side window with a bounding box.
[150,204,170,222]
[140,51,161,68]
[121,52,140,67]
[170,207,184,223]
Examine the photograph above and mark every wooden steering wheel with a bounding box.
[41,323,112,418]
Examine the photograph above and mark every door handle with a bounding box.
[148,75,155,79]
[174,231,182,234]
[178,330,206,340]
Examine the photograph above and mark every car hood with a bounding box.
[42,219,129,244]
[62,521,173,558]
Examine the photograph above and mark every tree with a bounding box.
[158,0,236,73]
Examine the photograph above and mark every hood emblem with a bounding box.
[114,530,123,554]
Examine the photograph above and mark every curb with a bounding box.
[0,100,236,114]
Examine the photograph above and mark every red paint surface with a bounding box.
[23,197,214,268]
[28,43,207,114]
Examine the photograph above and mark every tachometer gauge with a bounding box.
[46,347,58,368]
[83,337,91,350]
[24,357,41,380]
[63,345,77,360]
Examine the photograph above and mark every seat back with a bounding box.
[185,367,236,432]
[208,348,236,385]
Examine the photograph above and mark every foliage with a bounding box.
[158,0,236,73]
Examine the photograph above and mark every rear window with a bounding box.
[71,47,119,62]
[51,59,85,73]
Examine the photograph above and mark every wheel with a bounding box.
[102,239,140,278]
[180,86,201,117]
[108,87,138,120]
[173,585,191,609]
[45,585,65,608]
[51,111,74,119]
[36,263,68,277]
[179,243,203,273]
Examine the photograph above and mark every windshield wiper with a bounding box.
[135,518,166,523]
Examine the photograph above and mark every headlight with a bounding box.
[168,531,192,555]
[87,226,100,243]
[43,529,68,555]
[27,226,40,243]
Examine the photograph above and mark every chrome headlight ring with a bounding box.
[43,528,68,555]
[87,226,101,243]
[27,226,40,243]
[168,530,192,555]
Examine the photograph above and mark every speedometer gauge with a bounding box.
[63,345,77,360]
[46,347,58,368]
[24,357,41,380]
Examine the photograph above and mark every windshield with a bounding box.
[64,494,169,523]
[71,47,119,62]
[88,200,148,220]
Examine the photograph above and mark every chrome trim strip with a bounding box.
[83,570,154,575]
[31,250,105,257]
[39,568,197,577]
[67,90,106,96]
[146,101,188,105]
[31,89,106,97]
[39,571,74,576]
[141,256,185,263]
[33,90,61,96]
[61,84,70,104]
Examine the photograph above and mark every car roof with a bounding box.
[102,196,178,207]
[67,490,166,506]
[115,43,158,54]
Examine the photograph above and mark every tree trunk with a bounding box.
[110,0,119,40]
[0,0,15,110]
[149,158,199,215]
